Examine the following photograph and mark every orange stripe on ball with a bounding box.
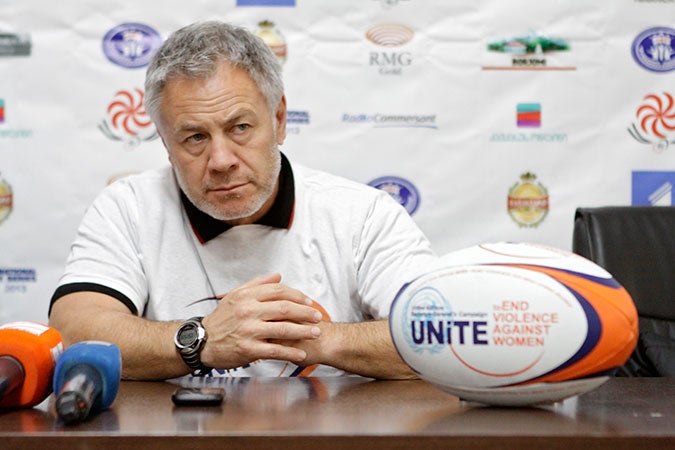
[509,265,638,384]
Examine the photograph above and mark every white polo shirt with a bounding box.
[51,155,437,377]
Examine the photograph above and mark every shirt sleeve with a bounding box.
[52,180,148,316]
[355,191,438,319]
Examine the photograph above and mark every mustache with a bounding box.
[203,176,252,191]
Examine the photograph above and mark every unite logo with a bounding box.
[98,88,158,149]
[628,92,675,153]
[366,23,414,75]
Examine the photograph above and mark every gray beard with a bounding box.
[174,150,281,222]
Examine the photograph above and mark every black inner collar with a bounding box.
[180,152,295,243]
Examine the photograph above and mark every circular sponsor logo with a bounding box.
[507,172,549,227]
[102,23,162,69]
[368,176,420,215]
[99,88,158,149]
[0,175,13,225]
[631,27,675,73]
[366,23,414,47]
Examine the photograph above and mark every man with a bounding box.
[49,21,436,381]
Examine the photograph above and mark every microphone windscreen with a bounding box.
[53,341,122,410]
[0,322,64,408]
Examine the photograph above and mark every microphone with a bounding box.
[53,341,122,425]
[0,321,64,409]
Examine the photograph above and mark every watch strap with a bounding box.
[175,316,212,376]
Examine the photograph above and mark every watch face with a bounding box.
[177,325,198,347]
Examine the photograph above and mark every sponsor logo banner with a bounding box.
[627,92,675,152]
[490,103,566,143]
[0,174,12,225]
[366,23,414,75]
[368,176,420,215]
[0,32,30,57]
[507,173,549,227]
[0,267,37,295]
[98,88,158,149]
[632,171,675,206]
[255,20,287,66]
[0,99,33,139]
[483,31,575,71]
[102,23,162,69]
[631,27,675,73]
[343,112,437,129]
[286,110,310,135]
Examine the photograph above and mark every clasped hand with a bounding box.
[199,273,324,370]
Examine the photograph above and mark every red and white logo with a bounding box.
[628,92,675,153]
[99,88,158,149]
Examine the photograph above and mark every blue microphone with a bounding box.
[53,341,121,424]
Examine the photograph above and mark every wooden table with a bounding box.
[1,377,673,449]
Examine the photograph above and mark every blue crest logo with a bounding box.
[102,23,162,69]
[631,27,675,73]
[400,286,452,354]
[368,176,420,215]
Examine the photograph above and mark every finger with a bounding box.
[256,342,308,364]
[263,321,322,341]
[253,283,316,307]
[258,300,323,324]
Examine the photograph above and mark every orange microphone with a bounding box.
[0,321,64,408]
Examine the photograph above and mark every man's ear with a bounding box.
[275,95,287,145]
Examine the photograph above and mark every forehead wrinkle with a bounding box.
[172,104,256,135]
[160,64,271,137]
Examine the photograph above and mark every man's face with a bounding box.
[156,62,286,225]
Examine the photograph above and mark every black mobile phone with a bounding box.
[171,387,225,406]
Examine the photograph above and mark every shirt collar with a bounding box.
[180,152,295,244]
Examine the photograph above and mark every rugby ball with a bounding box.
[389,242,638,406]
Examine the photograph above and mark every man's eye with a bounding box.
[233,123,250,133]
[186,133,206,143]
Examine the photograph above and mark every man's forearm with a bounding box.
[49,294,190,380]
[313,320,417,379]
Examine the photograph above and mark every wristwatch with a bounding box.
[174,317,212,376]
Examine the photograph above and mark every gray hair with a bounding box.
[144,21,284,123]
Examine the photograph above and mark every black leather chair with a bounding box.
[573,206,675,376]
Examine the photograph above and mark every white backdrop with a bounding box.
[1,0,674,324]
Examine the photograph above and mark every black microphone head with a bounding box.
[55,390,91,425]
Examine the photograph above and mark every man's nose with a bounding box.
[207,136,239,172]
